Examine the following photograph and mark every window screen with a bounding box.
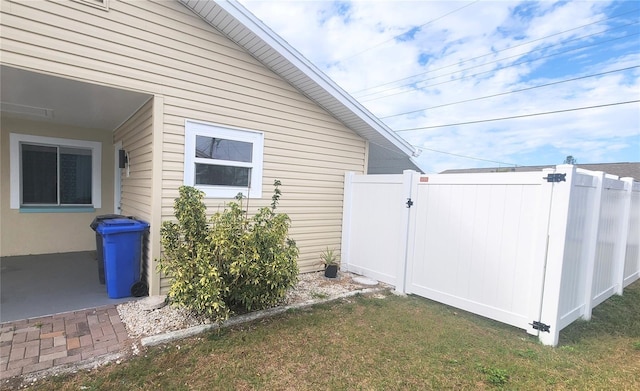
[21,143,92,205]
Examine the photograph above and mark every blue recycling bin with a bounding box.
[96,218,149,299]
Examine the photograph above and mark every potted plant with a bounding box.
[320,247,339,279]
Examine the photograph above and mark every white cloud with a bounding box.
[241,0,639,173]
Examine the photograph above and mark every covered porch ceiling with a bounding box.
[0,65,151,130]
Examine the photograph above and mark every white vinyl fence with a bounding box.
[341,165,639,346]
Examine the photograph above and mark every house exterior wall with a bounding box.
[0,117,114,255]
[1,0,367,290]
[113,98,158,291]
[114,99,154,223]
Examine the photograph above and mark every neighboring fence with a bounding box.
[341,165,639,346]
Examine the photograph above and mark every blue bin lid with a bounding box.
[96,218,149,234]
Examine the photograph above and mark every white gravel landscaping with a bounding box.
[117,271,387,340]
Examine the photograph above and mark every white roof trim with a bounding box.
[179,0,418,158]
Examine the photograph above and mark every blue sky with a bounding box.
[241,0,639,173]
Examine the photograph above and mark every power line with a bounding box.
[412,145,519,166]
[359,26,639,101]
[336,1,479,63]
[361,31,639,102]
[395,100,640,132]
[351,8,639,95]
[380,65,640,119]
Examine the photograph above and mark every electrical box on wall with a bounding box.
[118,149,127,169]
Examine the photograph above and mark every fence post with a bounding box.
[527,168,556,336]
[581,171,604,321]
[538,165,575,346]
[341,172,355,273]
[395,169,418,294]
[614,177,634,294]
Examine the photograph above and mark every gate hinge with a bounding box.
[543,173,566,183]
[530,321,550,332]
[406,198,414,208]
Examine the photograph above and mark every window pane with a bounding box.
[21,144,57,204]
[195,164,250,187]
[195,136,252,163]
[60,147,92,204]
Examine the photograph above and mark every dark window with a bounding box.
[21,143,92,205]
[21,144,57,204]
[194,135,254,188]
[195,164,251,187]
[195,136,252,162]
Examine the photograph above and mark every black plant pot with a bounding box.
[324,264,338,279]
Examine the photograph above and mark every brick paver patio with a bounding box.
[0,305,130,381]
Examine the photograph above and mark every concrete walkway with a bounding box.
[1,252,132,323]
[0,305,130,381]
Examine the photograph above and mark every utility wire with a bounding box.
[380,65,640,119]
[359,24,639,100]
[361,31,639,102]
[412,146,519,166]
[336,1,479,63]
[352,8,639,95]
[395,100,640,132]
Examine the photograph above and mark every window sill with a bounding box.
[19,206,96,213]
[196,185,262,199]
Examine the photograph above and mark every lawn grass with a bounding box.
[21,281,640,390]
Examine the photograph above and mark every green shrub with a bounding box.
[158,186,229,322]
[214,180,299,311]
[159,181,299,319]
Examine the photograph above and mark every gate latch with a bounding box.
[406,198,414,208]
[543,173,566,183]
[530,321,550,332]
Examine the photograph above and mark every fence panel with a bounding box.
[406,172,550,332]
[341,172,410,286]
[623,180,640,287]
[591,175,629,306]
[342,166,639,346]
[542,168,638,345]
[551,169,598,335]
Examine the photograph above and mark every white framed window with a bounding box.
[10,134,102,209]
[184,120,264,199]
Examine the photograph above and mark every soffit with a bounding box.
[0,65,151,131]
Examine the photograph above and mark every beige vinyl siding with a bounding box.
[114,99,154,223]
[1,0,367,291]
[113,99,156,290]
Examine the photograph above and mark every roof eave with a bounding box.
[179,0,419,159]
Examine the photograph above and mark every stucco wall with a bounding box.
[0,117,115,256]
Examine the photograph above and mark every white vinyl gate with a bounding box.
[341,165,640,346]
